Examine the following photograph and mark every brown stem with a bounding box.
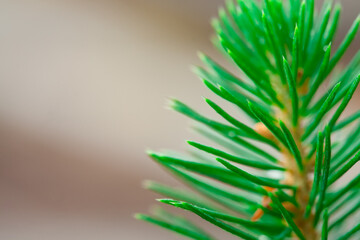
[270,73,318,239]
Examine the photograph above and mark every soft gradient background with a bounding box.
[0,0,359,239]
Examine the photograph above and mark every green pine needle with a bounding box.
[204,98,279,150]
[302,82,341,140]
[217,158,295,190]
[314,126,331,226]
[135,214,213,240]
[328,200,360,231]
[283,58,299,126]
[187,141,284,170]
[269,193,305,240]
[160,199,285,235]
[305,131,324,218]
[248,101,288,148]
[333,110,360,131]
[321,209,328,240]
[338,223,360,240]
[279,120,303,171]
[327,15,360,75]
[325,174,360,207]
[328,74,360,130]
[328,150,360,186]
[159,199,258,240]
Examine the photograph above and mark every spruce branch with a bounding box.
[137,0,360,239]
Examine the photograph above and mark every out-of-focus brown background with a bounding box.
[0,0,358,239]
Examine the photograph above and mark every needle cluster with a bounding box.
[136,0,360,239]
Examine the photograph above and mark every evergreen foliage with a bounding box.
[137,0,360,239]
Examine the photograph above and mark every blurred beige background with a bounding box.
[0,0,358,239]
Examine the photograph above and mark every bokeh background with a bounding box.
[0,0,359,239]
